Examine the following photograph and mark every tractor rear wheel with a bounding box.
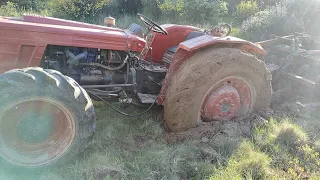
[0,67,96,168]
[164,48,272,132]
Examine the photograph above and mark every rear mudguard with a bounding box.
[158,35,266,104]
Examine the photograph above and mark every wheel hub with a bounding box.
[201,86,241,121]
[0,98,75,167]
[201,77,254,122]
[18,112,54,143]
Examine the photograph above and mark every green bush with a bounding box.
[49,0,110,23]
[225,0,242,13]
[0,2,19,17]
[234,1,259,22]
[210,141,272,180]
[10,0,50,11]
[284,0,320,35]
[240,5,303,41]
[158,0,228,23]
[241,0,320,40]
[274,121,308,148]
[185,0,228,23]
[158,0,185,18]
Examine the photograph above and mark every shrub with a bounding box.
[49,0,110,23]
[117,0,143,14]
[274,121,308,148]
[257,0,286,8]
[240,5,303,41]
[10,0,50,11]
[241,0,320,40]
[234,1,259,22]
[184,0,228,23]
[252,119,320,177]
[158,0,228,23]
[158,0,185,18]
[0,2,19,17]
[284,0,320,35]
[299,144,320,173]
[225,0,242,13]
[210,141,272,180]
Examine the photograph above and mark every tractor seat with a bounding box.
[163,31,205,64]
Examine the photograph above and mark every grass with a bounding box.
[210,141,272,180]
[3,103,226,180]
[210,116,320,180]
[1,3,320,179]
[3,104,320,180]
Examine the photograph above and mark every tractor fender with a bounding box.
[158,35,266,104]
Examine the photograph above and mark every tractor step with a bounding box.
[137,93,157,104]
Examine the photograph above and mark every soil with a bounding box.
[164,98,320,144]
[164,48,272,132]
[165,112,268,144]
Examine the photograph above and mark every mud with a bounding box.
[164,48,272,132]
[165,99,320,144]
[165,112,268,144]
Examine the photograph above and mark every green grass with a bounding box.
[210,116,320,180]
[210,141,272,180]
[4,104,320,180]
[1,4,320,179]
[4,104,229,180]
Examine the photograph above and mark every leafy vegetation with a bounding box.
[48,0,110,23]
[4,104,320,179]
[0,2,19,17]
[2,0,320,179]
[210,118,320,180]
[210,141,272,180]
[234,1,259,22]
[1,0,319,39]
[241,0,320,40]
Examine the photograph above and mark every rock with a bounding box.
[201,137,209,143]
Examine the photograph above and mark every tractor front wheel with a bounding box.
[0,68,96,168]
[164,48,272,132]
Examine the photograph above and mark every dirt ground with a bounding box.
[165,98,317,144]
[165,112,267,144]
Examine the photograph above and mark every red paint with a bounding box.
[200,77,254,121]
[158,35,266,104]
[0,16,264,110]
[23,15,123,32]
[201,86,241,121]
[179,35,266,54]
[0,16,146,73]
[150,24,202,63]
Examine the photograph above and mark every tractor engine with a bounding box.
[43,45,130,86]
[41,45,166,96]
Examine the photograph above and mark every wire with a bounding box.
[87,91,159,117]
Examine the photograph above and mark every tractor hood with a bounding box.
[0,15,146,52]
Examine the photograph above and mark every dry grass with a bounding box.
[3,104,221,180]
[4,104,320,179]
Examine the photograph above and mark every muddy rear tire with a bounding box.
[164,48,272,132]
[0,67,96,169]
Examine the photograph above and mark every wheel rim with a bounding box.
[201,76,255,121]
[0,98,75,167]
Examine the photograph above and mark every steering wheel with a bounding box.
[208,23,232,37]
[137,13,168,35]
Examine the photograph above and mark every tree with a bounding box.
[118,0,143,14]
[50,0,110,22]
[9,0,49,11]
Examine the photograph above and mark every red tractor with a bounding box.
[0,14,271,168]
